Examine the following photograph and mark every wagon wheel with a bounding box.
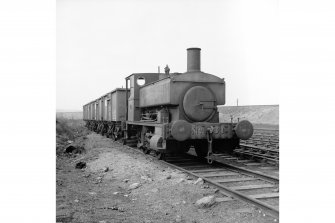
[115,131,122,141]
[101,126,106,135]
[111,132,116,141]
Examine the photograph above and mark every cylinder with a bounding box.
[187,47,201,72]
[149,135,163,150]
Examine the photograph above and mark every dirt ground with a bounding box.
[56,119,276,223]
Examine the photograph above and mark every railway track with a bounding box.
[236,128,279,165]
[163,153,279,219]
[118,139,280,219]
[198,152,279,179]
[114,128,280,220]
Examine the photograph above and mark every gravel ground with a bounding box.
[56,132,278,223]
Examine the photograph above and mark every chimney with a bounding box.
[187,47,201,72]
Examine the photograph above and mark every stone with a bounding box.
[107,206,119,210]
[113,192,119,195]
[194,178,204,185]
[102,167,109,172]
[141,175,153,182]
[118,207,125,212]
[75,161,86,169]
[172,201,180,206]
[123,179,129,183]
[175,215,182,222]
[129,183,141,190]
[89,192,97,195]
[96,176,103,183]
[66,145,85,154]
[186,180,194,184]
[166,174,172,179]
[195,195,216,208]
[176,178,185,184]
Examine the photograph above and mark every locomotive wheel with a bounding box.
[166,140,190,154]
[115,133,121,141]
[181,141,191,153]
[194,141,208,158]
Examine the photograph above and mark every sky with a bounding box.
[57,0,279,111]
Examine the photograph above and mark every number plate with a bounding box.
[191,123,233,139]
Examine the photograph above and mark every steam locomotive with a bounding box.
[83,48,254,161]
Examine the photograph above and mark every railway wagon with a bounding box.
[123,48,254,161]
[83,88,129,140]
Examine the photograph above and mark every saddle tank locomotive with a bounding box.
[122,48,254,161]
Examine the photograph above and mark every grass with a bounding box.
[56,117,87,156]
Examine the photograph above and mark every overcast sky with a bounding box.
[57,0,279,111]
